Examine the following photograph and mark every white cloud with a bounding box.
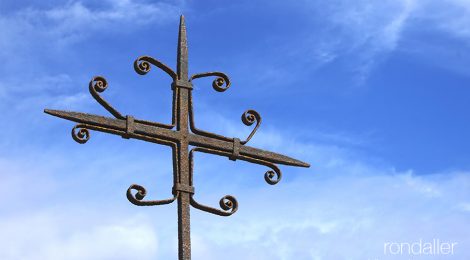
[458,202,470,212]
[286,0,470,83]
[0,73,89,108]
[2,0,181,46]
[0,0,184,114]
[326,0,415,50]
[0,210,159,260]
[418,0,470,39]
[186,169,470,259]
[300,0,417,84]
[36,0,181,45]
[0,146,175,259]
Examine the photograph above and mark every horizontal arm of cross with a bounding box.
[44,109,310,168]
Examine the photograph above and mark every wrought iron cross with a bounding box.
[44,15,309,259]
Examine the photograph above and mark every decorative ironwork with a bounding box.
[44,15,309,260]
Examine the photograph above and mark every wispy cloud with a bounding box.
[277,0,470,84]
[0,0,183,106]
[0,0,182,48]
[0,210,159,260]
[0,1,185,147]
[420,0,470,39]
[32,0,181,45]
[189,169,470,259]
[295,0,416,84]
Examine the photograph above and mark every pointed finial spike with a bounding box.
[177,15,188,80]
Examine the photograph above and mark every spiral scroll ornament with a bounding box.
[190,194,238,216]
[90,76,108,92]
[212,77,227,92]
[127,184,148,203]
[71,125,90,144]
[264,169,281,185]
[89,76,124,119]
[126,184,176,206]
[133,56,177,79]
[134,58,151,75]
[240,109,261,144]
[190,72,230,92]
[219,195,238,213]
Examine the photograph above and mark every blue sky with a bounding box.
[1,0,470,259]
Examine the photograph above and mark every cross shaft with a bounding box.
[174,16,192,259]
[44,15,309,260]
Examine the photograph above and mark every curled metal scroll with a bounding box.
[188,94,233,142]
[190,195,238,216]
[264,164,281,185]
[190,72,230,92]
[89,76,125,119]
[187,72,234,143]
[134,56,177,80]
[71,124,90,144]
[240,109,261,144]
[191,146,282,185]
[188,148,238,216]
[126,184,176,206]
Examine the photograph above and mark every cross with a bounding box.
[44,15,309,260]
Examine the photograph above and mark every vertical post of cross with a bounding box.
[174,15,192,260]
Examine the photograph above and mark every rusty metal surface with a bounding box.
[44,15,309,260]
